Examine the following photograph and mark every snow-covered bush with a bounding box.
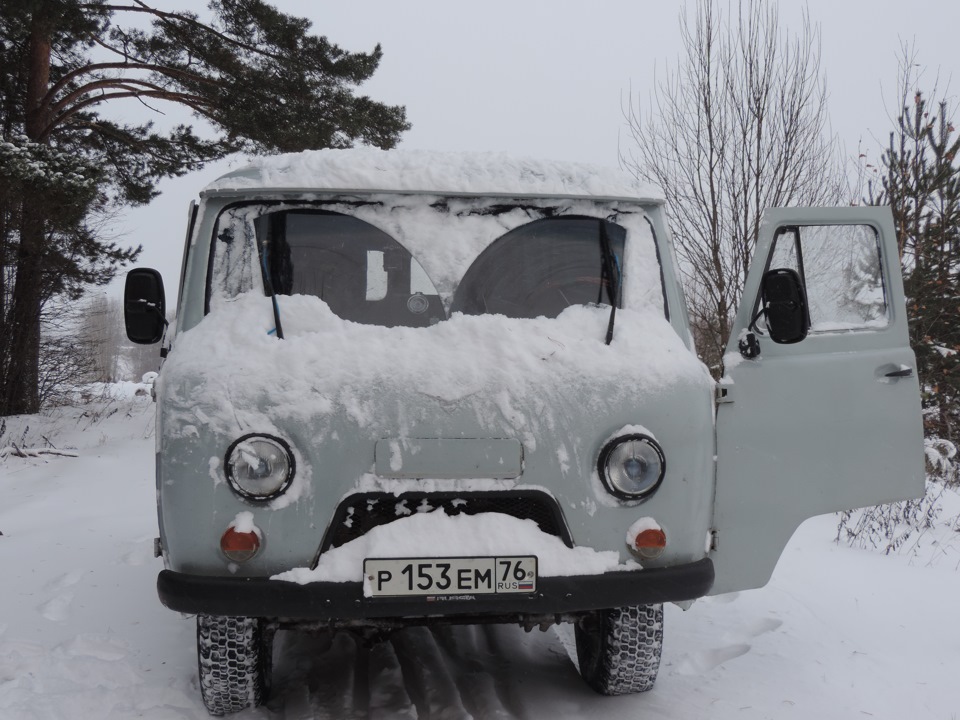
[924,437,958,485]
[836,437,958,553]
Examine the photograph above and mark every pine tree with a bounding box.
[0,0,409,415]
[872,78,960,442]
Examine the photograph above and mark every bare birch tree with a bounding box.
[80,295,123,384]
[622,0,843,371]
[76,294,160,385]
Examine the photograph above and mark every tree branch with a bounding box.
[49,77,174,116]
[82,1,303,68]
[43,61,214,110]
[40,90,213,140]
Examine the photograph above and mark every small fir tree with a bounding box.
[871,75,960,442]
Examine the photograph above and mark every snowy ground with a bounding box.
[1,391,959,720]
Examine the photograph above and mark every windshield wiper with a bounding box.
[598,219,621,345]
[260,234,284,339]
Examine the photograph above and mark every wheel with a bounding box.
[197,614,272,716]
[574,603,663,695]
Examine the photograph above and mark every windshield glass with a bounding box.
[451,217,625,319]
[208,203,640,328]
[256,210,444,327]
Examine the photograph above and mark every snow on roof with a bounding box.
[203,148,663,201]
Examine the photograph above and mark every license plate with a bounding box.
[364,556,538,597]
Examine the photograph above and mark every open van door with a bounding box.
[711,207,925,595]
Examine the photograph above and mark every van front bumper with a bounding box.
[157,558,714,622]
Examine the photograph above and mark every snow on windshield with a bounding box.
[162,291,708,436]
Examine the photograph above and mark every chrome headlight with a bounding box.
[598,434,665,500]
[225,434,295,501]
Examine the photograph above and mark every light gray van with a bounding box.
[124,149,924,715]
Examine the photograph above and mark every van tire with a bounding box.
[197,614,271,716]
[574,603,663,695]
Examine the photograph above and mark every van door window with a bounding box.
[766,223,888,333]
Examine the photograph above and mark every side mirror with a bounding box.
[761,268,808,344]
[124,268,167,344]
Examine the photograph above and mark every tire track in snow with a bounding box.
[432,625,515,720]
[479,623,540,720]
[368,636,417,719]
[391,626,472,720]
[36,569,85,622]
[272,630,355,720]
[273,628,418,720]
[272,623,576,719]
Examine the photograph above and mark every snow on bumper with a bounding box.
[272,510,636,593]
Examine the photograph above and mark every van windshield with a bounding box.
[209,205,631,327]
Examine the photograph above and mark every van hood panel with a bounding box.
[162,291,709,438]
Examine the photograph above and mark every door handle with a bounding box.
[884,366,914,379]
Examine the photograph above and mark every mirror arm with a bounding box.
[747,306,767,333]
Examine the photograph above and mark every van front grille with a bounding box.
[320,490,573,552]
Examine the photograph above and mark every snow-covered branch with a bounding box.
[0,445,79,459]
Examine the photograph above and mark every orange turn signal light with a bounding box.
[633,528,667,559]
[220,527,261,562]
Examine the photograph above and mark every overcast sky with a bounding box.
[113,0,960,296]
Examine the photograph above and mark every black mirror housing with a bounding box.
[124,268,167,344]
[761,268,808,344]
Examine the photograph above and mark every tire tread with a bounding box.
[197,614,269,716]
[575,603,663,695]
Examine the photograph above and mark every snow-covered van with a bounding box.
[123,149,924,715]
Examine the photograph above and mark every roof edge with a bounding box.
[200,149,664,202]
[199,186,665,205]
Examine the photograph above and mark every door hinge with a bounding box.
[715,384,734,404]
[738,331,761,359]
[708,529,719,552]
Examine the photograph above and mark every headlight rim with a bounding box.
[224,433,296,502]
[597,433,666,502]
